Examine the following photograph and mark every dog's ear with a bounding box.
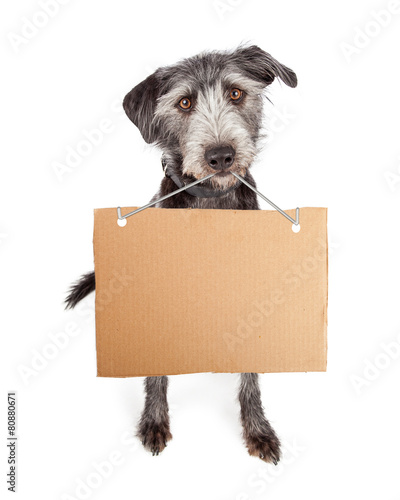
[123,72,162,144]
[235,45,297,88]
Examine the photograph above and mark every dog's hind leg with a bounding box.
[238,373,281,464]
[137,376,172,455]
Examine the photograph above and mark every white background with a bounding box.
[1,0,400,498]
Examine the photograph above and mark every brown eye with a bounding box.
[230,88,243,101]
[179,97,191,110]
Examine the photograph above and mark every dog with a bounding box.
[66,45,297,463]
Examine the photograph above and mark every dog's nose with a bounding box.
[205,146,235,170]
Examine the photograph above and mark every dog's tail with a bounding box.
[65,271,95,309]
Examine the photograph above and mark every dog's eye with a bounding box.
[230,88,243,102]
[178,98,192,110]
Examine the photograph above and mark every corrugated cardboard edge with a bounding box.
[324,208,329,371]
[93,209,99,377]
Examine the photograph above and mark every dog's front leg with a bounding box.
[137,376,172,455]
[239,373,281,464]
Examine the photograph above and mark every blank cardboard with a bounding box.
[93,207,328,377]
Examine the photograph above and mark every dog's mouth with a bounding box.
[208,167,245,191]
[181,158,249,190]
[215,170,232,177]
[211,163,247,178]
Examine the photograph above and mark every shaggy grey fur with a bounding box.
[65,45,297,463]
[137,376,172,455]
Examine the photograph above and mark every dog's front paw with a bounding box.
[137,420,172,456]
[244,428,281,464]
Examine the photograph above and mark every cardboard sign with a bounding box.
[93,207,328,377]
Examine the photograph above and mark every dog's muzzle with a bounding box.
[163,163,240,198]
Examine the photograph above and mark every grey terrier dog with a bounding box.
[66,45,297,464]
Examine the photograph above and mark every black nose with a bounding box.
[205,146,235,170]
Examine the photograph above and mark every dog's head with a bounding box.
[123,46,297,189]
